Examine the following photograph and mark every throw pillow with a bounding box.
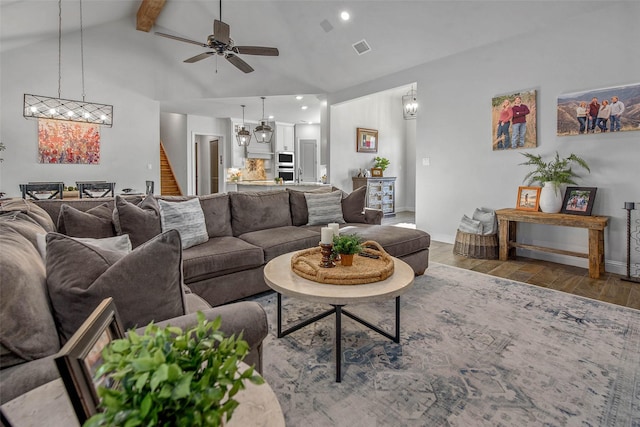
[199,193,233,237]
[287,187,333,226]
[472,207,497,235]
[36,233,132,261]
[112,195,161,248]
[57,203,115,238]
[458,214,483,234]
[229,191,292,236]
[305,190,346,226]
[341,186,367,223]
[0,229,60,367]
[158,198,209,249]
[46,229,186,342]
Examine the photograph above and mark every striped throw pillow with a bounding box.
[158,198,209,249]
[305,191,346,226]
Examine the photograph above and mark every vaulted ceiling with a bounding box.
[1,0,595,123]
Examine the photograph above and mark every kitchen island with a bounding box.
[227,181,331,192]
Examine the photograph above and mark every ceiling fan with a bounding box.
[154,1,279,73]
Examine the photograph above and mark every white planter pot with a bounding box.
[539,183,564,213]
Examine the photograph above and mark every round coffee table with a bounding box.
[263,251,415,382]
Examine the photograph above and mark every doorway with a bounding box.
[191,133,222,195]
[209,139,219,194]
[299,139,317,183]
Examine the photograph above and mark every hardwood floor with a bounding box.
[383,211,640,310]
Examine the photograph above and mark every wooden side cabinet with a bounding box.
[352,177,396,217]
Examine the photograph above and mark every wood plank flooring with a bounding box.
[383,211,640,310]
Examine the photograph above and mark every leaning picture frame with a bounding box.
[516,186,541,211]
[356,127,378,153]
[561,187,597,216]
[55,298,124,424]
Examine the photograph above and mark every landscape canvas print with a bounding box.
[38,119,100,164]
[492,89,537,151]
[557,82,640,136]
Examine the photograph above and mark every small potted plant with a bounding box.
[372,157,390,177]
[520,151,590,213]
[85,312,264,427]
[332,233,362,266]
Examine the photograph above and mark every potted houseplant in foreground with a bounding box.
[85,313,263,427]
[520,151,590,213]
[332,234,363,266]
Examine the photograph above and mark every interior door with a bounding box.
[299,139,317,183]
[209,139,219,194]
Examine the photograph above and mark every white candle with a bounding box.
[320,227,333,244]
[328,223,340,237]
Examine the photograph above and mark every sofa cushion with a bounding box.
[287,186,333,226]
[305,190,346,226]
[181,236,264,283]
[158,198,209,249]
[36,234,132,261]
[229,191,292,236]
[0,228,60,368]
[46,229,186,342]
[0,198,56,232]
[57,203,116,238]
[200,193,233,237]
[0,211,46,252]
[112,195,161,248]
[339,224,431,258]
[239,226,320,262]
[341,186,367,223]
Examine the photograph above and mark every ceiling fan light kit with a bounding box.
[155,0,279,74]
[24,0,113,127]
[254,97,273,144]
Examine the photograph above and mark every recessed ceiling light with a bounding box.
[268,115,274,119]
[340,11,350,21]
[296,95,303,100]
[301,105,308,110]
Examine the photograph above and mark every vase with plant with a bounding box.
[332,233,362,266]
[372,157,390,176]
[520,151,590,213]
[85,312,264,427]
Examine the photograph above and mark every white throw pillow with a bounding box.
[472,207,497,235]
[158,198,209,249]
[458,214,483,235]
[305,191,346,226]
[36,233,132,261]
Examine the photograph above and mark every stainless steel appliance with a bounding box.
[276,151,294,167]
[276,151,295,182]
[277,167,295,183]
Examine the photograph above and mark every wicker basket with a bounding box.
[453,230,498,260]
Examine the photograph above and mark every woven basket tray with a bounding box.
[453,230,498,260]
[291,240,394,285]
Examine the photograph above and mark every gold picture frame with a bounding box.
[516,186,541,211]
[356,128,378,153]
[371,168,383,177]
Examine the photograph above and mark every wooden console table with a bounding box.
[495,208,608,279]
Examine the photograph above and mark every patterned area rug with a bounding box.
[255,262,640,426]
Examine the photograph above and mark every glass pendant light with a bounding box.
[253,97,274,143]
[236,105,251,146]
[402,86,418,120]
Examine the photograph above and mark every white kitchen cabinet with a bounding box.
[275,123,294,152]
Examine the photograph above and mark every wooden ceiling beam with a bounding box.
[136,0,166,32]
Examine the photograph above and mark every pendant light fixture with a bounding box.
[23,0,113,127]
[236,105,252,146]
[402,85,418,120]
[253,97,273,143]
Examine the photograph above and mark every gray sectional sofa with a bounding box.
[0,185,430,405]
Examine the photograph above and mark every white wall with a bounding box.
[329,88,414,211]
[328,1,640,274]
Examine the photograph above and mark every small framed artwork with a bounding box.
[55,298,124,424]
[356,128,378,153]
[561,187,597,216]
[371,168,383,177]
[516,186,541,211]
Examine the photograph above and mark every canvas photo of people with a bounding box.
[492,90,537,151]
[557,82,639,136]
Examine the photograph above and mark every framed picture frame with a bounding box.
[356,128,378,153]
[371,168,383,177]
[561,187,597,216]
[516,186,541,211]
[55,298,124,424]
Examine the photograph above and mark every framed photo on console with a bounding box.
[516,186,541,211]
[561,187,597,216]
[55,298,124,424]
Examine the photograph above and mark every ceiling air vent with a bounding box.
[352,39,371,55]
[320,19,334,33]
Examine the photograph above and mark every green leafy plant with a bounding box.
[332,233,363,255]
[373,157,390,171]
[520,151,590,195]
[85,312,264,427]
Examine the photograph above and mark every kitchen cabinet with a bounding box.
[275,123,294,152]
[352,177,396,217]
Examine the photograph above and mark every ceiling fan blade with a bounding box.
[233,46,279,56]
[214,19,231,45]
[184,52,215,63]
[155,32,207,47]
[226,54,254,73]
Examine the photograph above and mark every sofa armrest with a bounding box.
[364,208,384,225]
[148,301,268,373]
